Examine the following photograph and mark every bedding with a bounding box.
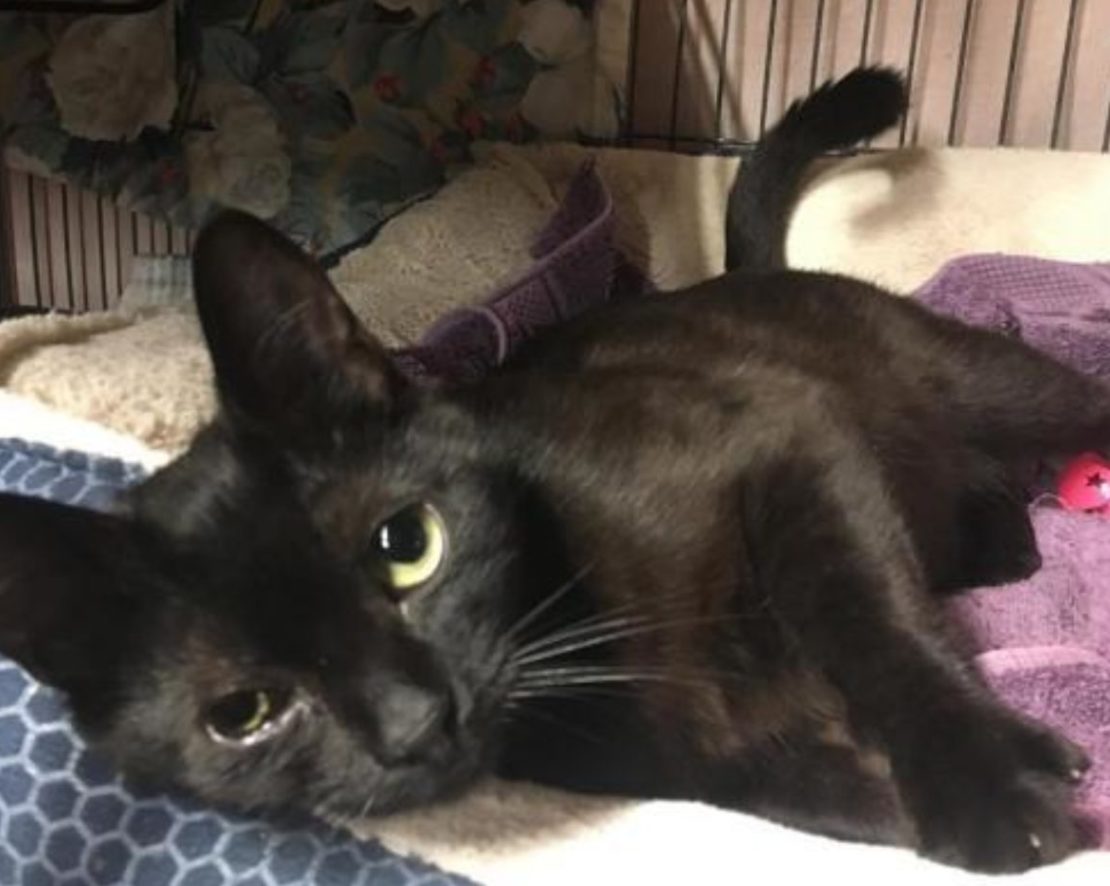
[0,0,621,258]
[4,144,1110,884]
[7,257,1110,880]
[917,255,1110,847]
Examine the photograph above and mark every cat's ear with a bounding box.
[192,210,404,449]
[0,493,140,697]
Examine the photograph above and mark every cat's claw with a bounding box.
[908,713,1087,872]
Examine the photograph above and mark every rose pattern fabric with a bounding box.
[45,3,177,142]
[518,0,617,139]
[0,0,619,260]
[183,80,292,219]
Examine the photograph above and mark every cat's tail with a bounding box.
[724,66,908,272]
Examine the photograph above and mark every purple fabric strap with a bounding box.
[391,161,625,384]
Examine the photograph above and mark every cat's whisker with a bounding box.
[514,614,736,668]
[502,563,596,645]
[511,590,709,658]
[513,612,657,661]
[513,661,752,696]
[504,698,609,746]
[511,580,709,651]
[356,780,380,820]
[507,685,643,704]
[512,581,755,661]
[516,676,741,694]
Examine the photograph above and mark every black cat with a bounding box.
[0,69,1101,873]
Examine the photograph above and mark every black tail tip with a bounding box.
[786,66,909,150]
[832,66,909,133]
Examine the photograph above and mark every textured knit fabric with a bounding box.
[919,255,1110,847]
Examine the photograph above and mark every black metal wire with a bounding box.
[0,0,164,12]
[42,184,57,308]
[998,0,1027,146]
[809,0,826,92]
[75,194,90,313]
[77,196,90,312]
[28,178,42,308]
[758,0,779,136]
[96,195,108,310]
[1103,90,1110,152]
[114,205,124,297]
[713,0,735,140]
[0,172,9,308]
[898,0,925,147]
[60,186,75,310]
[668,0,691,149]
[859,0,875,66]
[1050,0,1080,149]
[605,130,887,160]
[623,0,642,147]
[947,0,975,147]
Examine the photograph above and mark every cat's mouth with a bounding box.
[319,736,488,820]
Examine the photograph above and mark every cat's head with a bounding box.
[0,212,561,817]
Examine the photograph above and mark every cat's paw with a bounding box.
[908,717,1088,872]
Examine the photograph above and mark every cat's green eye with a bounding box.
[205,688,293,747]
[371,503,448,593]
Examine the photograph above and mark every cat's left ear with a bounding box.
[192,211,405,450]
[0,493,141,699]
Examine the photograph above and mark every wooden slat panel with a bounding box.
[5,171,37,307]
[80,190,105,311]
[99,196,120,308]
[152,219,170,256]
[64,185,87,311]
[30,178,51,308]
[171,224,189,257]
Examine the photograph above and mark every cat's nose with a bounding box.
[376,683,451,765]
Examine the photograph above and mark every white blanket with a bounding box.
[3,392,1108,886]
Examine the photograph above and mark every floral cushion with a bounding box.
[0,0,620,259]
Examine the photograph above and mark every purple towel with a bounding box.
[919,255,1110,847]
[917,255,1110,381]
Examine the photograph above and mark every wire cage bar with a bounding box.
[619,0,1110,156]
[0,168,191,312]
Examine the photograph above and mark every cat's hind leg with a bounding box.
[738,448,1088,871]
[937,453,1042,593]
[705,733,911,846]
[888,299,1110,459]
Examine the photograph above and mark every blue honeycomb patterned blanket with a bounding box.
[0,438,475,886]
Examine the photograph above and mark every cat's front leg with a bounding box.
[741,456,1088,872]
[823,634,1089,871]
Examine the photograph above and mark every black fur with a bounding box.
[0,69,1102,872]
[725,66,907,271]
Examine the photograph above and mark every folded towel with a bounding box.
[920,255,1110,848]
